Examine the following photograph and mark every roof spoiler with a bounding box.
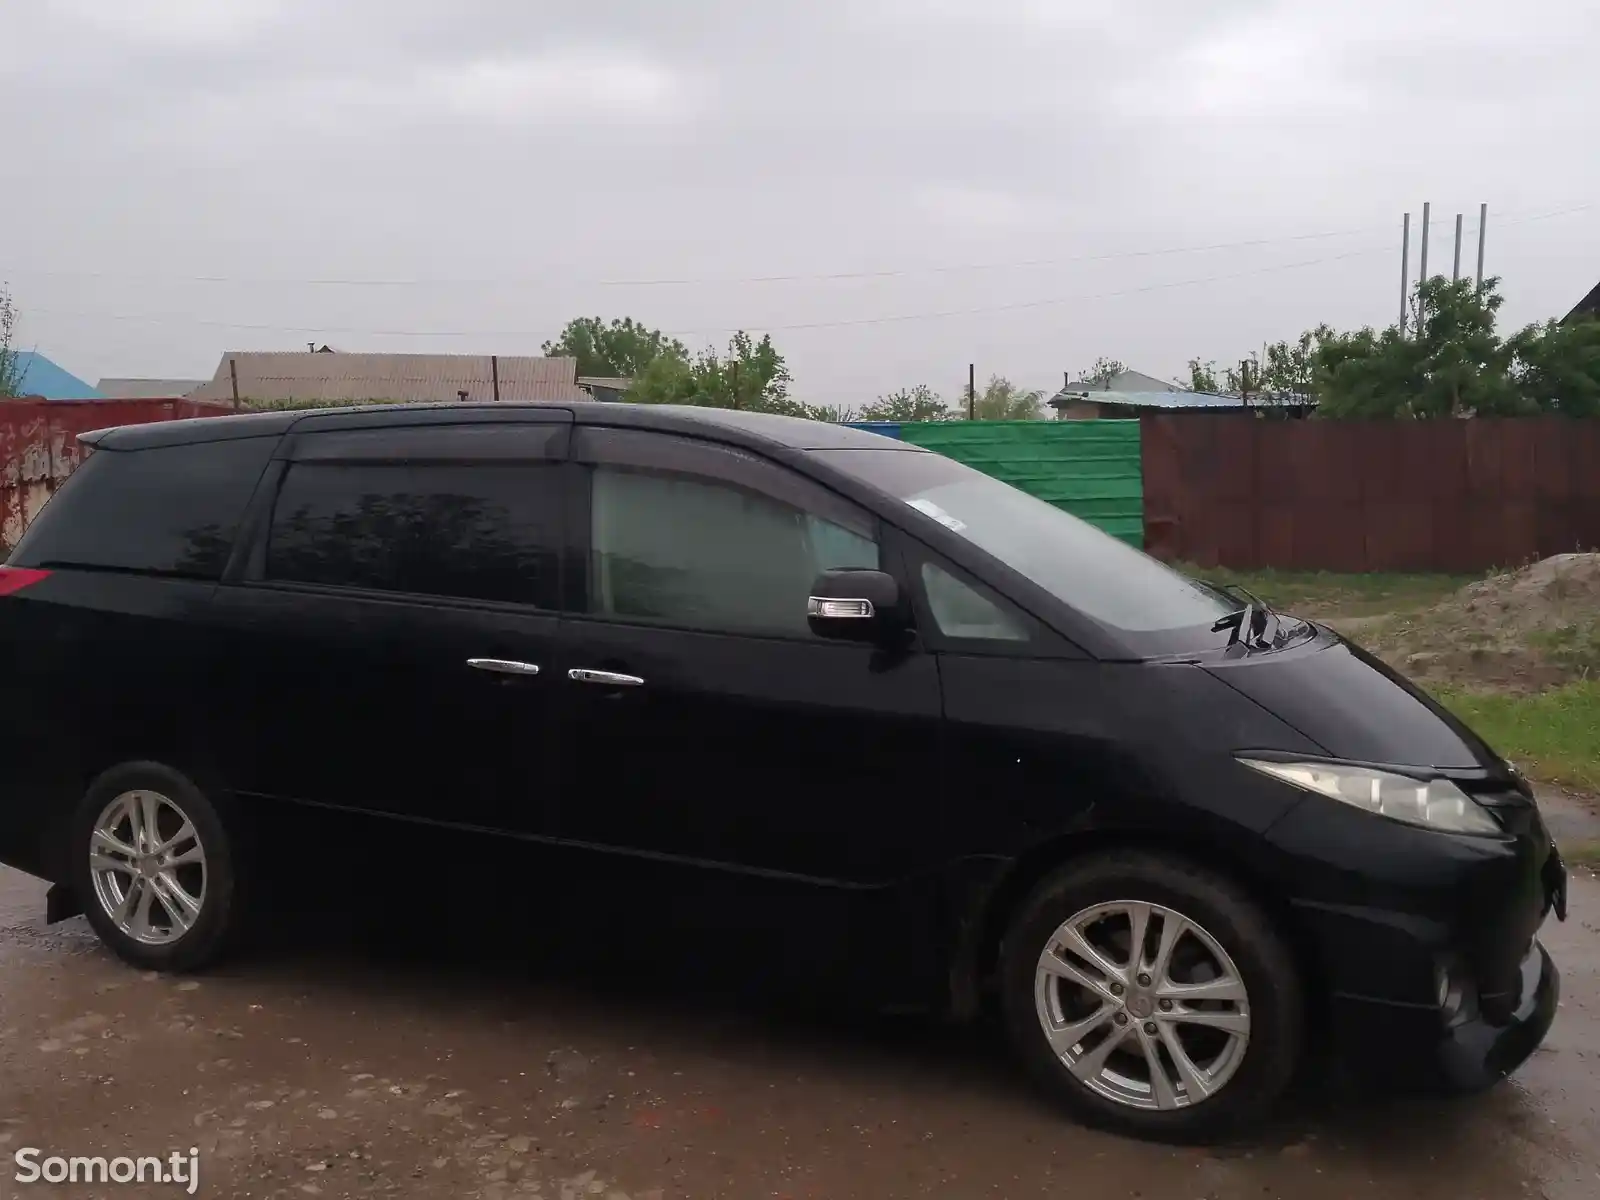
[78,427,115,448]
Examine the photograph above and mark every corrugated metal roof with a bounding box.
[189,352,589,404]
[577,376,633,390]
[1091,390,1244,410]
[1089,391,1316,410]
[1059,368,1180,394]
[11,352,102,399]
[96,377,207,398]
[1050,387,1316,411]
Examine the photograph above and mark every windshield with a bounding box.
[815,448,1235,634]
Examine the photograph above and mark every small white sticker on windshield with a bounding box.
[907,497,967,532]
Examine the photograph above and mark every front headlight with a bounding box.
[1239,758,1502,835]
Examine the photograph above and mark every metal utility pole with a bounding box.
[228,357,240,411]
[1476,203,1488,289]
[968,362,976,420]
[1399,212,1411,333]
[1452,213,1463,282]
[1418,202,1431,326]
[1418,202,1430,283]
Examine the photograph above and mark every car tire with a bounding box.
[999,849,1304,1143]
[72,762,242,973]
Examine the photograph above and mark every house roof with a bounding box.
[1076,390,1315,411]
[1059,368,1181,395]
[1049,363,1317,411]
[96,377,207,399]
[10,352,102,399]
[188,352,589,405]
[1563,280,1600,325]
[577,376,633,390]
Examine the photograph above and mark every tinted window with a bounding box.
[9,437,276,580]
[267,463,562,607]
[811,448,1234,636]
[921,562,1028,642]
[589,466,879,636]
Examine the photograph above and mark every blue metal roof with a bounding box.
[11,352,102,399]
[844,421,903,438]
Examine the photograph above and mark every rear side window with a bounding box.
[9,437,276,580]
[265,462,562,608]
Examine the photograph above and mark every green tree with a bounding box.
[723,330,794,412]
[1507,315,1600,418]
[1258,329,1324,397]
[0,283,25,398]
[858,384,952,422]
[625,330,796,413]
[623,351,699,406]
[973,375,1045,420]
[1187,277,1600,420]
[1184,359,1221,393]
[1316,278,1523,418]
[542,316,690,379]
[800,402,860,422]
[1079,357,1127,387]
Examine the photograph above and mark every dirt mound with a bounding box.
[1362,553,1600,690]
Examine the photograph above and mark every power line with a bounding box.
[1,225,1383,288]
[22,202,1590,340]
[6,201,1588,290]
[27,243,1399,339]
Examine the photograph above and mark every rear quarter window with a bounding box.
[9,436,277,581]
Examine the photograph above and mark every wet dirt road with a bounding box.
[2,864,1597,1200]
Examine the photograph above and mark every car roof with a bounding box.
[574,403,926,452]
[81,401,928,456]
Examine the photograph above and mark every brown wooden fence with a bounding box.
[1141,414,1600,572]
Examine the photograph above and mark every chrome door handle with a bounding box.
[467,658,541,676]
[568,668,645,687]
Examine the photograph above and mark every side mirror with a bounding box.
[806,568,910,643]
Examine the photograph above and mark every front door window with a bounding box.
[588,465,878,636]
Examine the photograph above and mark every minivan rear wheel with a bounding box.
[72,762,240,972]
[999,850,1303,1142]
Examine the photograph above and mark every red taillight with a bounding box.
[0,566,50,596]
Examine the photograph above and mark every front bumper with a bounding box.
[1266,784,1566,1091]
[1324,938,1560,1092]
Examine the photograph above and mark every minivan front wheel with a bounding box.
[72,763,240,972]
[1000,851,1303,1142]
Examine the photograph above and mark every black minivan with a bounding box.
[0,402,1565,1141]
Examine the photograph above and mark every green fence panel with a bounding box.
[895,420,1144,545]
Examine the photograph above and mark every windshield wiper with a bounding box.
[1214,580,1272,613]
[1208,583,1312,650]
[1211,601,1273,650]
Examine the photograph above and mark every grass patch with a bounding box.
[1431,680,1600,794]
[1525,622,1600,673]
[1182,566,1472,619]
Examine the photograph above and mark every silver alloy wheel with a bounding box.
[1034,900,1251,1111]
[88,789,207,947]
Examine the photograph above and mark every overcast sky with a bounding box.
[3,0,1597,402]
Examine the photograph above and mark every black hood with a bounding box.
[1200,628,1507,773]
